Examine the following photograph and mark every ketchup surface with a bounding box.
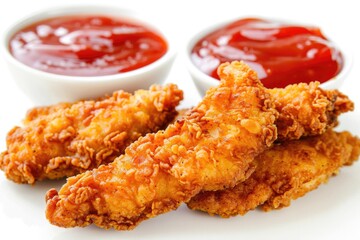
[10,15,168,76]
[191,18,343,88]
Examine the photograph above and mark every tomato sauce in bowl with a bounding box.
[2,6,175,105]
[191,18,344,88]
[9,15,168,77]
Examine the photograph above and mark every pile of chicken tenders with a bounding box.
[1,61,359,230]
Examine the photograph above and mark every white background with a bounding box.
[0,0,359,239]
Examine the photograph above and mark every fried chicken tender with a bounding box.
[45,61,278,230]
[187,130,360,217]
[176,82,354,142]
[271,82,353,141]
[0,84,183,184]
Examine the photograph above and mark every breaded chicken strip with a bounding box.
[45,61,278,230]
[271,83,353,141]
[0,84,183,184]
[187,130,360,217]
[176,83,354,142]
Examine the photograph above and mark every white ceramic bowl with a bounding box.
[185,18,352,96]
[2,5,176,105]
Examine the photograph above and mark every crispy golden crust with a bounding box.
[45,61,278,230]
[271,82,354,141]
[187,130,360,217]
[177,83,354,142]
[0,84,183,184]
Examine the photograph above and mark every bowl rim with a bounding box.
[185,16,352,89]
[1,4,176,83]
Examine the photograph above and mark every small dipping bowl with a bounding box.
[2,5,176,105]
[185,17,351,96]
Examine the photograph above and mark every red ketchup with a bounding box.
[9,15,168,76]
[191,18,343,88]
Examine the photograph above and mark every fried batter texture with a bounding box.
[271,83,354,141]
[175,82,354,142]
[0,84,183,184]
[45,61,278,230]
[187,130,360,217]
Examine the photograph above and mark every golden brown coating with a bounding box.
[0,84,183,184]
[45,61,278,230]
[176,83,354,142]
[271,82,354,141]
[187,130,360,217]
